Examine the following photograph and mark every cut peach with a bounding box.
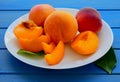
[42,42,56,54]
[71,31,99,55]
[14,20,43,40]
[18,34,51,52]
[44,11,78,44]
[13,20,51,52]
[45,41,65,65]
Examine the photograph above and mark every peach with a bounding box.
[71,31,99,55]
[45,41,65,65]
[14,20,51,52]
[42,42,56,54]
[18,34,51,52]
[29,4,55,26]
[76,8,102,33]
[14,20,43,40]
[44,11,78,44]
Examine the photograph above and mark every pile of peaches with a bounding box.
[14,4,102,65]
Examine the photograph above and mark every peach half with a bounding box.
[14,20,43,40]
[71,31,99,55]
[18,34,51,52]
[14,20,51,52]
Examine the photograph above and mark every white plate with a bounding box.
[4,8,113,69]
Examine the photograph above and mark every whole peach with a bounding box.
[44,11,78,44]
[29,4,55,26]
[76,8,102,33]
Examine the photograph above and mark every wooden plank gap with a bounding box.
[0,9,30,11]
[0,72,120,75]
[0,48,7,50]
[111,27,120,29]
[0,27,7,29]
[97,9,120,11]
[113,48,120,50]
[1,9,120,11]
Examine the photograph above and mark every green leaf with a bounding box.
[95,47,117,74]
[17,49,45,56]
[17,49,45,59]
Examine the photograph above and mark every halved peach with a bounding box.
[45,41,65,65]
[71,31,99,55]
[18,34,51,52]
[13,20,52,52]
[14,20,43,40]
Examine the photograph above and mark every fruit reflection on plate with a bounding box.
[4,8,113,69]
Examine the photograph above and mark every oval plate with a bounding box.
[4,8,113,69]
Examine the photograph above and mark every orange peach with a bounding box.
[76,8,102,33]
[14,20,43,40]
[42,42,56,54]
[44,11,78,44]
[18,34,51,52]
[14,20,51,52]
[71,31,99,55]
[45,41,65,65]
[29,4,55,26]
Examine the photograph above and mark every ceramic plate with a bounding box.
[4,8,113,69]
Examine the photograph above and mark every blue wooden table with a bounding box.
[0,0,120,81]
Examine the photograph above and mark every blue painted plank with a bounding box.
[100,11,120,28]
[0,74,120,82]
[0,29,6,48]
[0,0,120,10]
[112,29,120,49]
[1,29,120,48]
[0,11,120,28]
[0,11,28,28]
[0,49,105,74]
[0,49,119,74]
